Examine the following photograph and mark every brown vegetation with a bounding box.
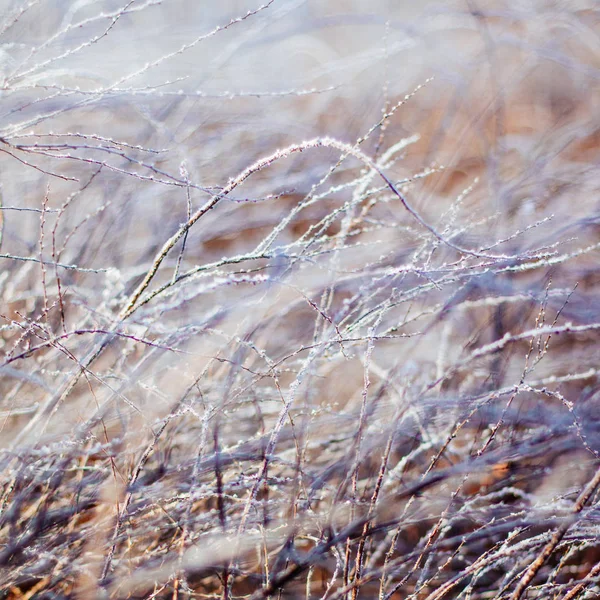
[1,1,600,598]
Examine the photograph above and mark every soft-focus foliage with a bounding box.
[1,1,600,598]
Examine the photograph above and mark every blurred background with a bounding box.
[1,0,598,263]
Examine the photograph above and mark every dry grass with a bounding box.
[1,1,600,598]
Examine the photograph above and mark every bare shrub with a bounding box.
[1,1,600,599]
